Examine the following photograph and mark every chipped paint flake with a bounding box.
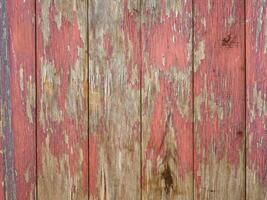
[194,40,205,72]
[19,66,24,91]
[255,0,266,52]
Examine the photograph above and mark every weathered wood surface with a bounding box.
[89,0,141,199]
[194,0,245,199]
[37,1,88,199]
[246,0,267,199]
[2,0,267,199]
[141,0,193,199]
[1,0,36,200]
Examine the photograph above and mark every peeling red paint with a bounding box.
[142,2,189,71]
[194,0,245,199]
[142,0,193,198]
[144,77,192,178]
[3,0,266,199]
[247,0,267,189]
[37,1,88,198]
[145,78,168,170]
[103,33,113,61]
[6,0,36,199]
[122,0,142,88]
[89,134,98,197]
[47,6,83,70]
[194,0,244,165]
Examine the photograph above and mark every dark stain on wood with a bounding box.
[161,164,173,194]
[222,34,237,48]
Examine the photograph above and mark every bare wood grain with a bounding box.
[194,0,245,199]
[37,1,88,199]
[141,0,193,199]
[89,0,141,199]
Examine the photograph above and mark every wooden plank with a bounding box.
[89,0,141,199]
[246,0,267,199]
[0,0,36,199]
[193,0,245,199]
[37,1,88,199]
[0,0,16,199]
[141,1,193,199]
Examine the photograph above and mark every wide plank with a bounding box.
[89,0,141,199]
[194,0,245,199]
[141,0,193,199]
[37,1,88,199]
[1,0,36,199]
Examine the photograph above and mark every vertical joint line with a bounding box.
[192,0,195,199]
[139,0,142,199]
[87,0,90,199]
[244,0,247,199]
[34,0,38,199]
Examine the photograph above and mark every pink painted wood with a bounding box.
[141,0,193,199]
[194,0,246,199]
[246,0,267,199]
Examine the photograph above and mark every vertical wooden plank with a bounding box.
[194,0,245,199]
[1,0,36,199]
[141,0,193,199]
[37,0,88,199]
[7,1,36,199]
[89,0,141,199]
[0,0,16,199]
[246,0,267,199]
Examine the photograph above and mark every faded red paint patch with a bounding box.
[7,0,36,199]
[37,1,85,156]
[142,1,193,187]
[142,1,189,71]
[145,78,168,170]
[103,33,113,61]
[246,0,267,184]
[144,77,192,178]
[194,0,244,164]
[193,1,245,197]
[247,114,267,182]
[37,0,88,196]
[0,138,3,199]
[89,134,98,197]
[47,5,83,70]
[122,0,142,88]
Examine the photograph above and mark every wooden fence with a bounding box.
[0,0,266,199]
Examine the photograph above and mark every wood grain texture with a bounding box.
[0,0,36,199]
[89,0,141,199]
[0,0,16,199]
[37,0,88,199]
[141,0,193,199]
[194,0,245,199]
[246,0,267,199]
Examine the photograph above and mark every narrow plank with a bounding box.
[37,1,88,199]
[0,0,16,199]
[246,0,267,199]
[0,0,36,199]
[194,0,245,199]
[141,0,193,199]
[89,0,141,199]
